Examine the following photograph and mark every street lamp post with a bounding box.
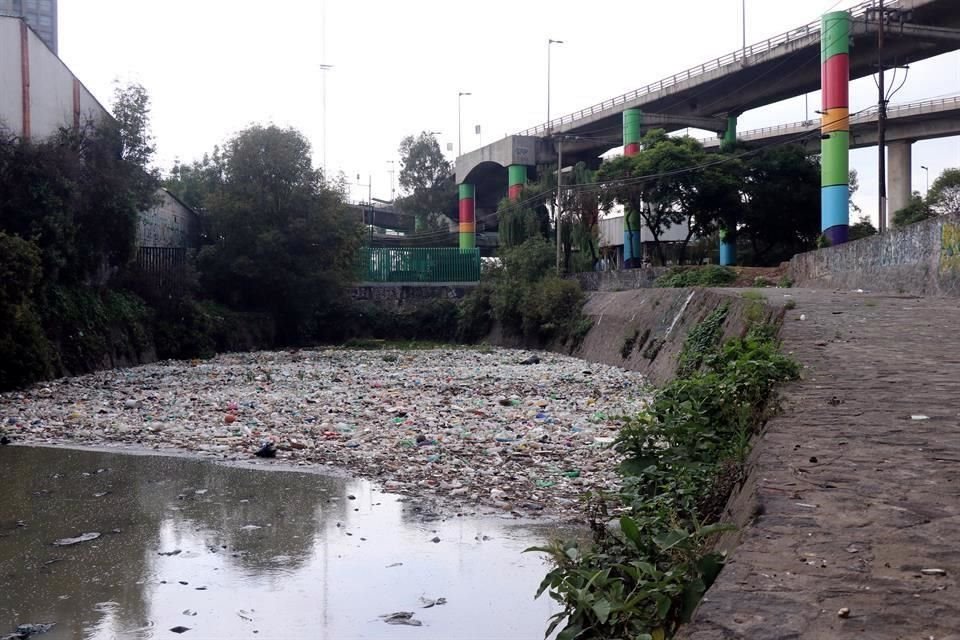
[319,64,334,178]
[387,161,396,202]
[547,39,564,130]
[742,0,746,50]
[922,165,930,195]
[458,92,471,156]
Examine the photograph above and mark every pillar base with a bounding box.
[823,225,848,246]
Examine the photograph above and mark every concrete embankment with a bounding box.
[678,288,960,639]
[789,212,960,296]
[559,287,786,385]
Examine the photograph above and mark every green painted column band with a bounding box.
[460,234,476,250]
[821,131,850,187]
[508,165,526,187]
[459,183,475,200]
[623,109,643,145]
[821,11,850,61]
[721,116,737,151]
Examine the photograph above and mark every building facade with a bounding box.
[0,0,56,53]
[137,190,203,249]
[0,15,106,140]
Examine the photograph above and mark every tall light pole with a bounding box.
[547,39,564,130]
[741,0,746,50]
[387,161,396,202]
[319,64,334,177]
[922,165,930,195]
[458,92,471,156]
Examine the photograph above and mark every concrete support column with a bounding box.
[623,109,643,268]
[719,115,738,266]
[821,11,851,246]
[888,140,913,223]
[458,184,476,250]
[507,165,526,201]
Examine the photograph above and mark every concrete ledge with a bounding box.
[789,213,960,296]
[570,268,671,292]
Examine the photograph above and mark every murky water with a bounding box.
[0,446,566,639]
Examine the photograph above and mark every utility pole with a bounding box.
[556,137,563,275]
[877,0,888,232]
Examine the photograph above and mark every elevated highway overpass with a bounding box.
[456,0,960,214]
[703,95,960,213]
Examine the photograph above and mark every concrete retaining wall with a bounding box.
[557,288,784,386]
[571,268,670,292]
[788,213,960,296]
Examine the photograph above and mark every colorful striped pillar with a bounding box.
[459,183,476,250]
[821,11,850,246]
[508,165,526,201]
[719,116,738,266]
[623,109,643,268]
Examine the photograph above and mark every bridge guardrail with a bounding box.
[698,94,960,144]
[516,0,892,138]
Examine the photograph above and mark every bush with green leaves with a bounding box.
[655,266,737,288]
[0,232,54,389]
[532,310,799,639]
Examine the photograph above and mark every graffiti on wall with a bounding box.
[940,222,960,273]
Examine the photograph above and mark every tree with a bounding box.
[397,132,458,231]
[928,168,960,216]
[559,162,601,272]
[849,169,863,215]
[598,130,709,266]
[164,148,227,212]
[739,145,821,265]
[892,192,933,227]
[112,82,158,177]
[196,125,363,342]
[848,215,877,241]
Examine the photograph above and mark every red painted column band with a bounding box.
[20,21,31,140]
[822,54,850,110]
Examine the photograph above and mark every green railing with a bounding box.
[357,247,481,283]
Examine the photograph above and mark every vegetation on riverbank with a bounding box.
[529,305,799,639]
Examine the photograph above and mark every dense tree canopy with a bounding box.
[928,168,960,216]
[195,125,363,342]
[396,132,457,231]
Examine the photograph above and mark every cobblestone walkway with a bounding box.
[684,290,960,640]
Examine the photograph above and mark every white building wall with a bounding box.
[600,211,691,246]
[0,15,108,139]
[0,18,22,134]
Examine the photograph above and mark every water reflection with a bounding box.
[0,446,559,639]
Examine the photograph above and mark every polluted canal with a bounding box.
[0,348,650,638]
[1,445,571,639]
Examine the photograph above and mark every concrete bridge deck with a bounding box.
[702,95,960,151]
[683,288,960,639]
[457,0,960,187]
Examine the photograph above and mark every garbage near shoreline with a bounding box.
[0,348,650,517]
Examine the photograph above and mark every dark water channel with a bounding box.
[0,446,562,639]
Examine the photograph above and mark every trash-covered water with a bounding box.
[1,348,650,517]
[0,446,571,639]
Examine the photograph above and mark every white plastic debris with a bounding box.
[1,348,650,516]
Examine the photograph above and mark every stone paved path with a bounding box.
[684,289,960,640]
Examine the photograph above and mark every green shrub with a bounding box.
[457,283,495,343]
[535,314,799,639]
[0,233,54,389]
[655,266,737,288]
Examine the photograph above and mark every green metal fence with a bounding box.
[357,247,481,283]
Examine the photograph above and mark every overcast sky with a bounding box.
[60,0,959,224]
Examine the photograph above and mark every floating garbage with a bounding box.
[0,348,650,517]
